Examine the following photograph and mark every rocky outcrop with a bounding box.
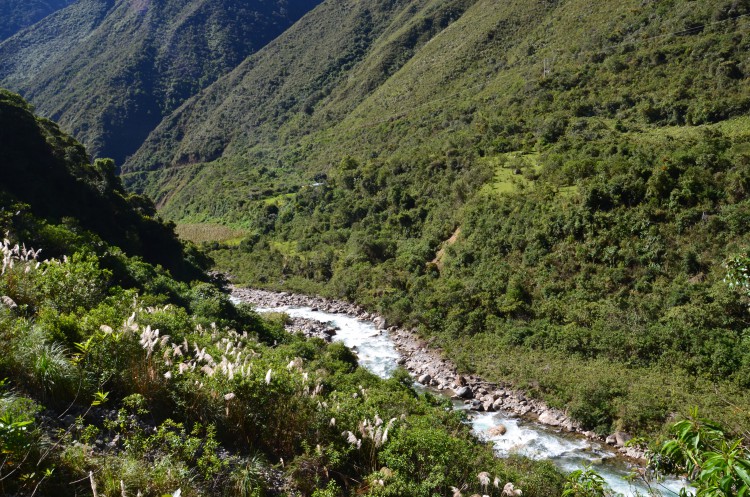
[605,431,646,460]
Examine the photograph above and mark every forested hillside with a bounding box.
[119,0,750,436]
[0,0,322,164]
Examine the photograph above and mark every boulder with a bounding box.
[615,431,632,446]
[488,424,507,436]
[1,296,17,309]
[538,411,561,427]
[454,386,473,399]
[417,374,432,385]
[623,447,646,460]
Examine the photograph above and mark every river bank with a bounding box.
[231,287,647,461]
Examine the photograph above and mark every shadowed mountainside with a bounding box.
[0,0,323,165]
[0,0,75,41]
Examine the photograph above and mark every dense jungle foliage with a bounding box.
[0,90,571,497]
[4,0,750,492]
[214,120,750,439]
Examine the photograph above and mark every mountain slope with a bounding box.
[0,0,75,41]
[123,0,750,220]
[0,0,322,165]
[124,0,477,180]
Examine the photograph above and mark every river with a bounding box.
[234,296,689,497]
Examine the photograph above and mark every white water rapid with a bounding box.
[237,298,689,497]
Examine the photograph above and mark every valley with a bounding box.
[1,0,750,495]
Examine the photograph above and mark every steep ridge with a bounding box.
[0,0,114,89]
[0,0,323,165]
[0,0,75,41]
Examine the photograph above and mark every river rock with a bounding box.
[1,296,17,309]
[454,386,473,399]
[373,316,386,329]
[538,411,562,427]
[487,424,507,436]
[615,431,632,446]
[622,447,646,460]
[418,374,432,385]
[606,431,632,446]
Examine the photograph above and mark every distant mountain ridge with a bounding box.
[122,0,478,208]
[0,0,323,165]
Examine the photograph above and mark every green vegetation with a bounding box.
[0,91,566,496]
[176,223,249,245]
[562,466,609,497]
[213,124,750,437]
[6,0,750,491]
[654,411,750,497]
